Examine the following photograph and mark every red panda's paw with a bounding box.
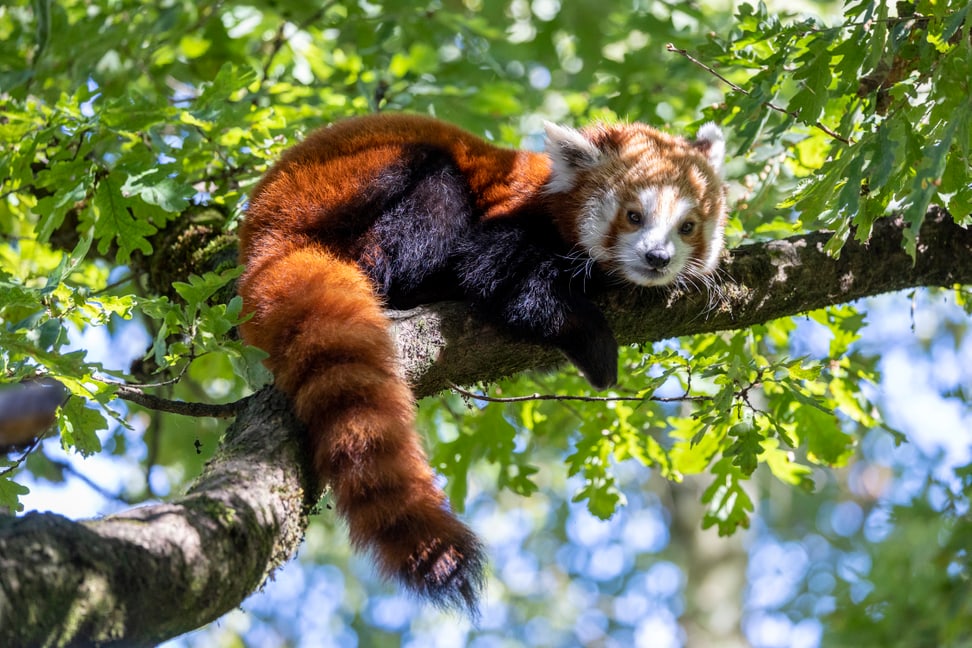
[399,520,486,617]
[559,327,619,391]
[572,352,618,391]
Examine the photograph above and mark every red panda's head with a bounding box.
[544,121,727,288]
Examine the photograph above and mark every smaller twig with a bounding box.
[115,385,248,419]
[45,456,138,504]
[93,273,134,295]
[665,43,852,145]
[191,164,245,191]
[104,361,191,391]
[0,437,42,478]
[260,23,291,81]
[449,382,710,405]
[733,369,768,417]
[260,3,334,81]
[105,319,200,391]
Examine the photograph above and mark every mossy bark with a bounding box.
[0,389,316,647]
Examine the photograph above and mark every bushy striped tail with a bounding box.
[239,243,484,611]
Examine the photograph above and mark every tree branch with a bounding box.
[448,382,710,404]
[1,209,969,646]
[114,384,248,419]
[665,43,852,145]
[0,389,318,647]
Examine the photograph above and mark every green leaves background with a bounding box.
[0,3,970,640]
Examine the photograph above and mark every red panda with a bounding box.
[238,113,727,612]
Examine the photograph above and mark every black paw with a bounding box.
[560,329,618,390]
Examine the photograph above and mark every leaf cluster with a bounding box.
[700,0,972,256]
[431,302,894,536]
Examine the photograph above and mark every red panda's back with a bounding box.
[241,114,553,266]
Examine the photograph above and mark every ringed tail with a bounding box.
[238,241,485,612]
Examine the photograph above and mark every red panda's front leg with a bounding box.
[545,296,619,390]
[457,220,619,389]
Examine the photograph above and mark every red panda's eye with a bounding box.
[679,221,695,235]
[626,210,642,224]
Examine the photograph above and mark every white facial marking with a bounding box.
[701,216,725,272]
[615,186,697,286]
[578,189,616,261]
[543,122,601,194]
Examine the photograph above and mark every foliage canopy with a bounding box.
[1,0,971,645]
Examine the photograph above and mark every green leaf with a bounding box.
[42,233,93,295]
[87,174,156,263]
[942,3,972,42]
[790,35,835,124]
[701,457,754,535]
[867,121,901,195]
[227,342,271,389]
[32,0,51,60]
[760,437,814,490]
[121,169,193,214]
[831,376,878,427]
[388,43,440,78]
[795,405,854,466]
[669,416,720,475]
[0,474,29,512]
[725,421,764,476]
[36,318,65,351]
[179,34,211,59]
[573,477,625,521]
[172,267,244,311]
[501,462,540,498]
[58,397,107,456]
[437,429,474,514]
[471,82,523,116]
[0,282,39,318]
[195,63,257,113]
[35,171,92,242]
[811,306,866,357]
[901,117,961,258]
[786,358,821,381]
[567,420,627,519]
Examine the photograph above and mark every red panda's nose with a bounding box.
[644,250,672,269]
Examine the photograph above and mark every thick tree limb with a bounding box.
[0,389,318,647]
[0,210,969,646]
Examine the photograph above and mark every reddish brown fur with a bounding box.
[238,242,483,608]
[238,115,546,610]
[238,113,725,612]
[243,115,552,254]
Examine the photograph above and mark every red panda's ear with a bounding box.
[692,122,726,177]
[544,121,602,193]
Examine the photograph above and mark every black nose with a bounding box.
[644,250,671,269]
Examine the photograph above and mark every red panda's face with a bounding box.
[545,121,727,288]
[600,186,708,286]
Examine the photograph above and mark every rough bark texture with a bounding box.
[0,209,969,646]
[0,389,317,647]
